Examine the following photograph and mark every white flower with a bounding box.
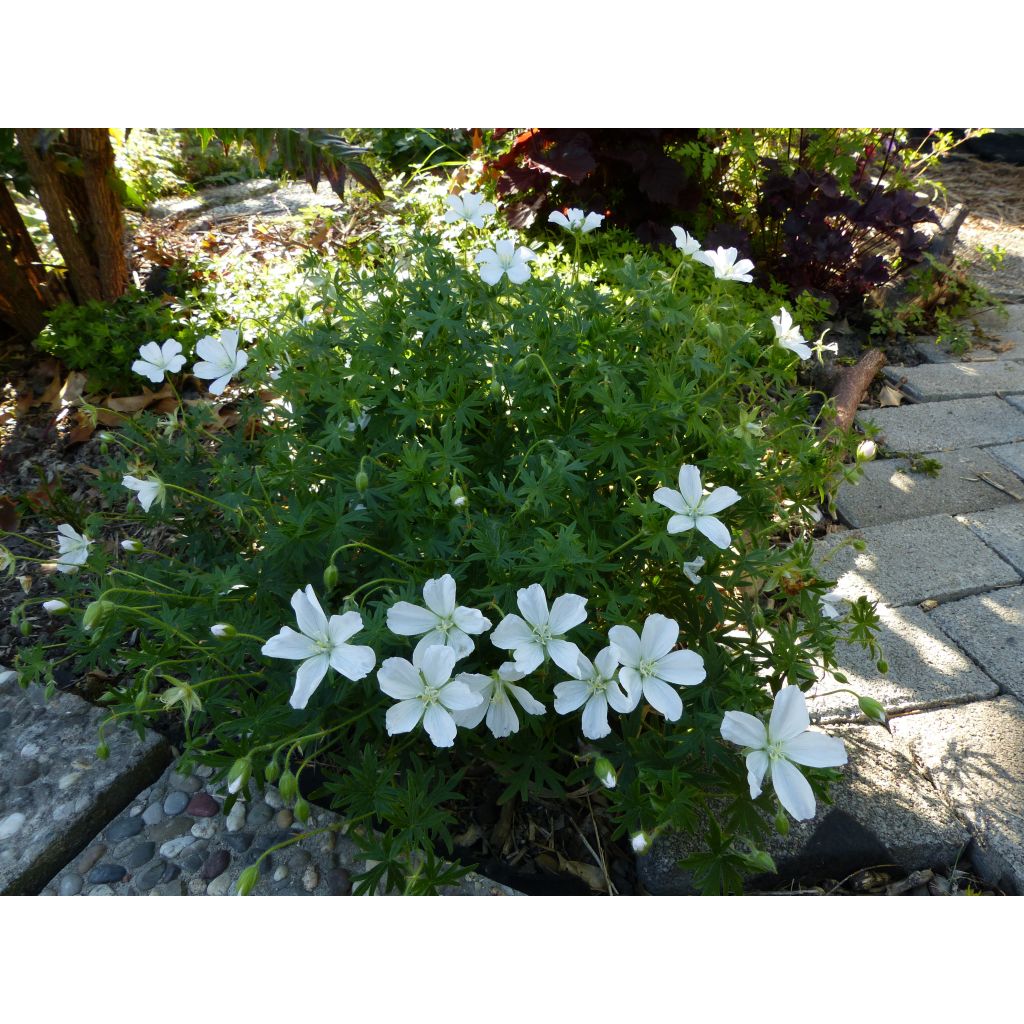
[694,246,754,282]
[856,440,877,462]
[261,585,375,710]
[192,329,248,396]
[491,583,587,674]
[548,208,603,234]
[812,329,839,358]
[342,407,371,434]
[387,574,491,660]
[378,645,482,748]
[553,647,633,740]
[771,308,812,360]
[120,539,143,553]
[608,614,705,722]
[122,475,166,513]
[452,662,546,739]
[670,226,701,257]
[654,464,741,550]
[683,556,705,585]
[443,191,496,228]
[475,239,537,286]
[43,599,69,615]
[819,591,845,620]
[720,685,847,821]
[210,623,235,638]
[132,339,186,384]
[631,832,650,854]
[268,364,282,381]
[55,524,92,574]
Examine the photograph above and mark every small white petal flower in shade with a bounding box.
[378,645,483,748]
[770,308,812,360]
[443,191,496,228]
[387,574,491,661]
[122,475,166,513]
[694,246,755,282]
[631,832,650,854]
[451,662,546,739]
[55,524,92,574]
[132,339,187,384]
[819,591,845,620]
[670,226,701,257]
[856,440,877,462]
[261,585,376,710]
[491,583,587,675]
[720,685,847,821]
[683,556,705,585]
[548,208,604,234]
[553,647,632,740]
[608,614,705,723]
[475,239,538,286]
[43,599,70,615]
[210,623,236,638]
[653,464,741,550]
[594,757,617,789]
[192,329,248,396]
[120,539,143,553]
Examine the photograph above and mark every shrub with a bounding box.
[14,185,880,893]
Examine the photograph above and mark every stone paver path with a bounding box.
[811,309,1024,894]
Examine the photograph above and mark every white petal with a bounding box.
[548,593,587,635]
[507,684,545,716]
[438,680,482,712]
[423,704,457,747]
[262,627,319,661]
[721,711,767,749]
[700,486,741,515]
[377,657,423,699]
[415,645,457,688]
[595,646,620,677]
[666,514,697,535]
[451,675,490,728]
[640,613,679,660]
[422,575,456,617]
[512,644,544,674]
[695,515,731,550]
[769,686,810,743]
[783,732,848,769]
[608,624,641,667]
[553,680,591,714]
[606,676,635,714]
[547,638,584,675]
[289,653,330,710]
[486,694,520,738]
[292,585,328,641]
[327,611,363,646]
[581,693,611,739]
[132,360,165,384]
[386,699,424,736]
[548,210,570,229]
[655,649,706,687]
[329,643,375,681]
[387,601,438,636]
[745,750,769,799]
[516,584,549,627]
[676,465,703,507]
[642,677,683,721]
[653,487,686,514]
[491,614,535,650]
[771,758,817,821]
[452,605,490,635]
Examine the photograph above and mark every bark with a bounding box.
[0,179,68,308]
[74,128,128,299]
[831,349,887,432]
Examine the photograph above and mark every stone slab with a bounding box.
[856,397,1024,454]
[974,303,1024,335]
[0,673,170,895]
[808,603,998,723]
[915,335,1024,364]
[813,514,1020,608]
[955,504,1024,575]
[45,762,519,897]
[882,361,1024,401]
[835,448,1022,528]
[1008,395,1024,415]
[988,442,1024,480]
[893,696,1024,894]
[929,586,1024,702]
[638,724,970,894]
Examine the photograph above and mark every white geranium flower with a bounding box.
[192,329,248,395]
[683,556,705,585]
[553,647,634,740]
[132,339,186,384]
[120,539,143,553]
[694,246,755,282]
[443,191,496,228]
[819,591,845,620]
[43,599,70,615]
[654,464,741,550]
[475,239,537,286]
[771,308,812,360]
[55,524,92,574]
[720,685,847,821]
[491,583,587,674]
[387,574,491,660]
[122,475,166,513]
[631,832,651,854]
[261,585,375,710]
[608,614,705,722]
[670,226,701,257]
[452,662,546,739]
[378,645,482,748]
[548,208,603,234]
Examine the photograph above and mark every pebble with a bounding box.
[141,802,165,826]
[181,851,205,874]
[136,862,166,892]
[191,817,218,840]
[188,877,207,895]
[302,865,319,892]
[87,864,127,885]
[195,765,215,778]
[106,816,144,842]
[326,868,351,896]
[247,803,274,826]
[0,812,26,839]
[320,833,336,853]
[275,809,294,829]
[12,762,40,786]
[57,772,81,791]
[129,803,143,817]
[222,832,252,853]
[186,792,219,817]
[264,787,285,810]
[77,844,106,874]
[150,881,183,896]
[163,791,190,815]
[148,817,191,844]
[274,865,289,882]
[288,849,311,872]
[207,872,233,896]
[201,849,231,880]
[159,861,181,884]
[225,803,246,832]
[89,885,115,896]
[0,710,12,730]
[20,742,41,757]
[59,873,84,896]
[168,771,202,794]
[159,835,197,859]
[123,842,156,870]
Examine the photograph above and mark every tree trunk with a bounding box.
[0,244,48,338]
[74,129,128,300]
[0,179,68,307]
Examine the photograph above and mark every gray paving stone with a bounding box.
[929,587,1024,702]
[639,724,970,894]
[883,360,1024,401]
[0,674,170,895]
[988,442,1024,480]
[856,397,1024,454]
[893,697,1024,894]
[955,504,1024,574]
[813,514,1020,608]
[835,448,1022,527]
[808,604,998,723]
[974,303,1024,335]
[915,335,1024,363]
[1008,395,1024,415]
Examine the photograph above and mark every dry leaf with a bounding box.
[104,383,173,414]
[0,495,19,531]
[67,410,97,445]
[877,384,904,407]
[59,371,89,407]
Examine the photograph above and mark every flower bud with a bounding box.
[19,619,31,636]
[98,432,115,443]
[449,484,467,508]
[856,440,877,463]
[278,768,298,802]
[294,795,310,823]
[355,469,369,493]
[235,865,259,896]
[264,759,281,784]
[323,563,339,591]
[631,832,650,854]
[17,575,32,594]
[210,623,236,638]
[96,740,110,761]
[83,599,115,631]
[594,757,617,790]
[774,805,790,836]
[858,695,890,731]
[227,757,251,795]
[876,659,889,674]
[43,599,70,616]
[121,539,143,553]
